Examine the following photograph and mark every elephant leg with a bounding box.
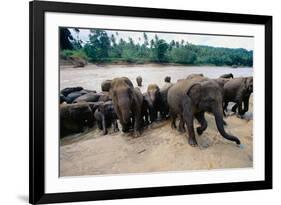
[144,111,149,125]
[182,107,197,146]
[102,115,108,135]
[231,103,238,113]
[195,112,208,135]
[77,121,85,133]
[238,101,245,115]
[149,107,156,122]
[113,119,119,132]
[178,115,186,133]
[223,101,228,115]
[160,104,167,120]
[96,119,102,130]
[170,112,177,129]
[133,112,142,137]
[242,96,250,113]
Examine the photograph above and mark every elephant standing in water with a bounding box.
[167,77,240,146]
[223,77,253,115]
[136,76,142,87]
[164,76,171,83]
[110,77,143,137]
[220,73,234,79]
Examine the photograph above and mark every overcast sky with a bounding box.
[69,28,254,51]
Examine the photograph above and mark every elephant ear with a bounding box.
[246,77,253,86]
[241,77,248,90]
[186,83,201,105]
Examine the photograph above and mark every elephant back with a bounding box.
[111,77,133,89]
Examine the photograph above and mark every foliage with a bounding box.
[60,28,74,50]
[60,28,253,66]
[83,29,111,62]
[60,49,88,60]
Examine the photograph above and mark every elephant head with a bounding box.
[245,77,253,93]
[164,76,171,83]
[110,78,134,132]
[147,84,161,107]
[187,80,240,145]
[136,76,142,87]
[97,101,116,135]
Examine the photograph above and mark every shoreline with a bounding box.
[60,62,253,69]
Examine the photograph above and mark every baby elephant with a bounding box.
[101,80,112,92]
[136,76,142,87]
[94,101,119,135]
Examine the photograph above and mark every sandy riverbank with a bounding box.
[60,97,253,176]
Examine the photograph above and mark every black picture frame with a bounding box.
[29,1,272,204]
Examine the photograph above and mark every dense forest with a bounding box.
[60,28,253,67]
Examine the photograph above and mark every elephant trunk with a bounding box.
[213,106,240,145]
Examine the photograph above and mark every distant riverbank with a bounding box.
[60,61,251,69]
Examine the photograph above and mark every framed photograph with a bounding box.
[29,1,272,204]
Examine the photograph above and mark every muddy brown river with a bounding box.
[60,64,253,93]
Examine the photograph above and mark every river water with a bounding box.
[60,64,253,93]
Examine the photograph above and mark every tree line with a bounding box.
[60,28,253,67]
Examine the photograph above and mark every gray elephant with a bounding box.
[141,93,150,126]
[101,80,112,92]
[164,76,171,83]
[223,77,253,115]
[60,94,68,104]
[159,83,173,119]
[186,73,204,80]
[88,101,104,114]
[73,91,111,103]
[94,101,119,135]
[177,79,185,82]
[64,90,89,103]
[214,78,230,90]
[60,87,97,104]
[220,73,234,79]
[145,84,162,122]
[98,91,112,102]
[136,76,142,87]
[167,77,240,146]
[60,86,83,97]
[60,102,94,137]
[73,92,101,103]
[110,77,143,137]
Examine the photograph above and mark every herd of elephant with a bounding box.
[60,72,253,147]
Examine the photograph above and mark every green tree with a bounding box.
[170,47,197,64]
[152,38,169,62]
[60,28,74,50]
[84,29,110,61]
